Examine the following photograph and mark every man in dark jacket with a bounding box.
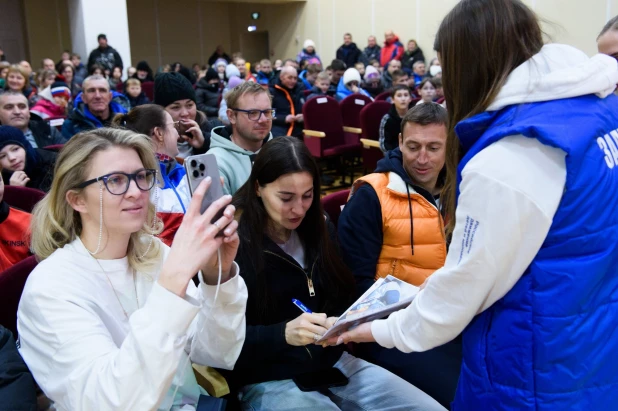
[328,59,346,97]
[362,35,382,65]
[62,75,129,139]
[0,326,37,410]
[196,68,221,118]
[87,34,123,72]
[338,103,459,409]
[0,92,66,148]
[336,33,362,70]
[269,66,305,138]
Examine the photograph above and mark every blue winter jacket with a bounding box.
[61,91,130,139]
[335,78,371,102]
[453,95,618,410]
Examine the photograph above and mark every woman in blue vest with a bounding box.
[326,0,618,409]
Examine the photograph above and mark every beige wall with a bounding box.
[19,0,618,71]
[22,0,72,68]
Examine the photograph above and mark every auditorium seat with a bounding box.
[359,101,390,172]
[0,255,37,337]
[321,189,350,228]
[340,93,373,130]
[4,186,45,213]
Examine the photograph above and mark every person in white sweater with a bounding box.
[325,0,618,409]
[17,127,248,410]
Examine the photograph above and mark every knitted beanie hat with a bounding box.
[154,72,196,107]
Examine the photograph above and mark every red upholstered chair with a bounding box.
[0,255,37,337]
[303,89,312,97]
[359,101,390,172]
[409,98,422,107]
[141,81,155,101]
[340,94,373,130]
[436,97,445,104]
[375,91,391,101]
[303,96,361,186]
[3,186,45,213]
[321,189,350,228]
[116,82,124,93]
[43,144,64,152]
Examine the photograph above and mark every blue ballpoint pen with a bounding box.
[292,299,313,314]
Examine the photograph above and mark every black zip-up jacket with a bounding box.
[195,78,221,117]
[220,224,350,389]
[269,77,305,138]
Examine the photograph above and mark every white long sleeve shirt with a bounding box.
[372,135,567,352]
[17,238,247,411]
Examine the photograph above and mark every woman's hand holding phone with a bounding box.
[158,177,239,297]
[178,119,205,149]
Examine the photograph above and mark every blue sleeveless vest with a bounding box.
[452,95,618,410]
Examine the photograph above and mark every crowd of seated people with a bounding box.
[2,0,618,409]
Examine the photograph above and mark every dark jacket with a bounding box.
[87,46,123,72]
[362,45,382,65]
[220,223,349,388]
[2,148,56,192]
[61,91,130,139]
[401,47,426,71]
[125,92,150,108]
[306,85,328,102]
[379,104,402,152]
[269,78,305,138]
[338,148,440,296]
[0,326,37,410]
[256,71,273,86]
[336,43,362,69]
[381,69,394,90]
[195,78,221,117]
[28,115,67,148]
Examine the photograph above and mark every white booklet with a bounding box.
[317,275,419,343]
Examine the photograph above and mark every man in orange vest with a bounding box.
[338,102,459,408]
[269,66,305,138]
[0,168,32,273]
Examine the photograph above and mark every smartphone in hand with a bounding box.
[184,154,225,222]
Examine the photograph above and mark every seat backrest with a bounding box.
[303,89,312,97]
[375,91,391,101]
[43,144,64,152]
[321,189,350,228]
[360,101,391,141]
[0,255,38,337]
[302,96,345,151]
[3,186,45,213]
[340,94,373,128]
[116,82,124,93]
[141,81,155,101]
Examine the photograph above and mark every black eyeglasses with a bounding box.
[75,169,157,195]
[231,108,275,121]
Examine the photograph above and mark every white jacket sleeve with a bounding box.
[17,260,247,410]
[186,263,248,369]
[371,136,567,352]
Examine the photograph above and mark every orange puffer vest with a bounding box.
[352,172,446,286]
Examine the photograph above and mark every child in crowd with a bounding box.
[0,125,57,192]
[369,59,382,73]
[123,78,150,108]
[299,63,321,90]
[306,71,331,101]
[392,70,410,87]
[362,65,384,98]
[434,78,444,99]
[0,166,31,272]
[30,80,71,120]
[416,78,438,105]
[355,61,366,79]
[336,68,372,101]
[214,58,228,84]
[226,136,444,411]
[379,84,412,152]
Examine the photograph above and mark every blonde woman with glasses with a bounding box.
[17,128,248,410]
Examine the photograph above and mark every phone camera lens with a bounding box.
[199,163,205,171]
[193,170,199,178]
[190,160,197,168]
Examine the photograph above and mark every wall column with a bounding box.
[68,0,132,74]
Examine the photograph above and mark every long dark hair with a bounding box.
[233,137,355,315]
[435,0,543,237]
